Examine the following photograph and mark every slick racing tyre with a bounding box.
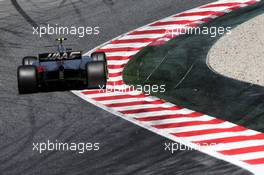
[86,61,107,89]
[22,56,37,65]
[91,52,106,62]
[17,65,38,94]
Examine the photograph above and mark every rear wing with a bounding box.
[38,51,82,62]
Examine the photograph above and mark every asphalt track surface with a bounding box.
[0,0,252,175]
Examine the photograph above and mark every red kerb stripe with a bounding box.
[93,94,148,101]
[174,11,225,17]
[243,158,264,165]
[136,112,203,121]
[172,125,247,137]
[111,38,155,44]
[201,3,241,8]
[107,56,132,61]
[150,20,193,26]
[193,133,264,145]
[107,80,124,86]
[108,72,122,77]
[120,106,182,114]
[153,118,223,129]
[129,29,166,35]
[106,99,164,107]
[108,64,126,69]
[97,47,142,52]
[219,145,264,155]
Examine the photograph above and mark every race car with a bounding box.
[17,38,107,94]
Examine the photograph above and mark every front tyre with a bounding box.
[86,61,107,89]
[17,65,38,94]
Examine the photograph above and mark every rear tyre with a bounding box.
[22,56,37,65]
[91,52,106,62]
[17,65,38,94]
[86,61,107,89]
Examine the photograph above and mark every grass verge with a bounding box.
[123,1,264,132]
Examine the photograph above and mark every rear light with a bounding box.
[37,66,44,73]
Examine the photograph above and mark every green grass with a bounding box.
[123,1,264,132]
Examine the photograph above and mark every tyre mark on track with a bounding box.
[11,0,38,27]
[11,0,55,43]
[103,0,115,6]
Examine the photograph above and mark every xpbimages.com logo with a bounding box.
[32,24,100,38]
[32,140,100,154]
[98,83,166,95]
[165,26,232,38]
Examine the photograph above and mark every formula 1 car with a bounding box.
[17,38,107,94]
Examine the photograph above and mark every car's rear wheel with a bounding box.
[22,56,37,65]
[86,61,107,89]
[91,52,106,62]
[17,65,38,94]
